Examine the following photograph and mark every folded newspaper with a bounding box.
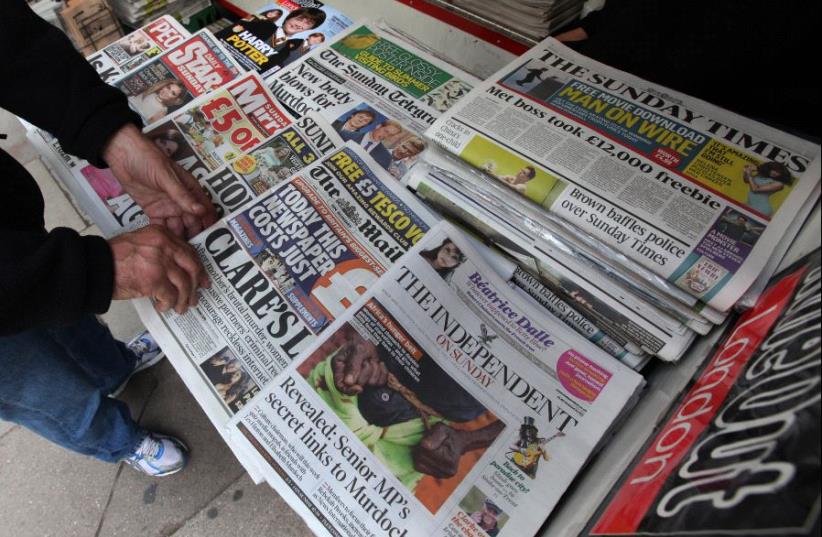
[426,37,821,313]
[227,220,644,537]
[134,142,438,467]
[406,156,697,362]
[266,20,480,181]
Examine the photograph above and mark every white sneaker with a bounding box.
[110,331,165,397]
[124,432,189,477]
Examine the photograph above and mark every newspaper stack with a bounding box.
[109,0,210,27]
[432,0,585,43]
[421,37,821,363]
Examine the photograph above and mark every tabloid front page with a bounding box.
[86,15,189,83]
[143,72,293,177]
[267,21,479,180]
[134,143,437,463]
[427,38,821,312]
[227,220,644,537]
[113,30,243,125]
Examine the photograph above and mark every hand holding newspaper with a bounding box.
[227,220,644,537]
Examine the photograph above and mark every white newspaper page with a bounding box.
[86,15,189,83]
[427,38,821,312]
[267,20,479,180]
[228,221,644,537]
[113,30,243,125]
[407,162,696,361]
[135,143,437,456]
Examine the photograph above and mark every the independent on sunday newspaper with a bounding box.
[134,142,437,457]
[426,37,821,312]
[227,220,645,537]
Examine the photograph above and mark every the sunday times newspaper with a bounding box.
[427,38,821,312]
[215,0,353,78]
[267,21,479,180]
[227,221,644,537]
[114,30,243,125]
[86,15,189,83]
[134,143,436,455]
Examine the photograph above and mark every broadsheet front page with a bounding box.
[427,38,821,312]
[227,220,644,537]
[135,143,437,462]
[267,21,479,181]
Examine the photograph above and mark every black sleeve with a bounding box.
[0,0,141,167]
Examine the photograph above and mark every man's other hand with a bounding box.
[109,225,210,314]
[103,124,218,238]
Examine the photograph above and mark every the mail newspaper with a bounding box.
[113,30,243,125]
[134,143,436,461]
[227,221,644,537]
[427,37,821,312]
[267,21,479,180]
[86,15,189,83]
[406,160,696,361]
[143,72,293,177]
[215,0,352,78]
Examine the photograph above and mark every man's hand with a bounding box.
[414,420,505,478]
[331,336,387,395]
[413,423,466,478]
[103,124,218,238]
[109,225,209,314]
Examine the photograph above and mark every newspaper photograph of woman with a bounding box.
[420,238,466,282]
[742,161,793,218]
[200,347,260,413]
[297,309,505,514]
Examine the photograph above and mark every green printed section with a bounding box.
[331,25,452,97]
[460,135,565,208]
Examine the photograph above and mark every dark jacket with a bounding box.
[1,1,140,335]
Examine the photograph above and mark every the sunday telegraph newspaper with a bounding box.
[134,143,437,464]
[226,220,644,537]
[267,21,479,180]
[86,15,190,83]
[215,0,353,78]
[114,30,243,125]
[406,159,697,362]
[426,38,821,313]
[585,248,820,537]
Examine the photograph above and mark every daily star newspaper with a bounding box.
[426,37,821,312]
[267,21,479,180]
[114,30,243,125]
[215,0,353,78]
[86,15,189,83]
[586,248,820,537]
[134,143,437,464]
[227,220,644,537]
